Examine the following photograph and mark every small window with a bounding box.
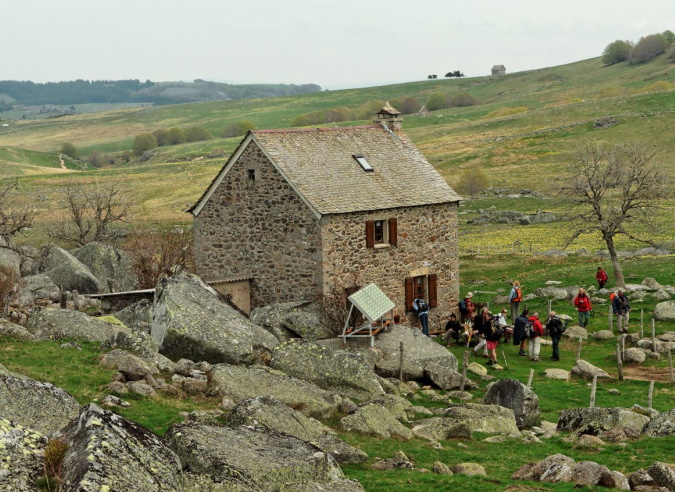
[374,220,385,243]
[247,169,256,181]
[353,154,373,172]
[366,217,397,248]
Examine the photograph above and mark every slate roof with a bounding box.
[190,123,461,217]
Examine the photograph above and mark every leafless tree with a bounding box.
[49,181,130,247]
[0,177,36,241]
[124,228,193,288]
[558,140,670,287]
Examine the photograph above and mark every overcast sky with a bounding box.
[5,0,674,89]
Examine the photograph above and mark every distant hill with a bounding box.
[0,79,322,109]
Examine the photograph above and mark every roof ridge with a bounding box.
[252,124,380,134]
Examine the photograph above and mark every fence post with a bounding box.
[640,309,644,339]
[668,349,674,385]
[576,337,583,361]
[459,350,470,392]
[590,375,598,408]
[648,380,655,409]
[652,319,657,352]
[399,342,404,382]
[616,344,624,382]
[527,368,534,389]
[609,305,613,333]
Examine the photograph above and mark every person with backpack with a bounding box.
[508,281,522,324]
[528,312,544,362]
[485,311,504,365]
[472,307,491,358]
[458,292,474,323]
[546,311,566,361]
[513,309,529,356]
[573,288,592,328]
[412,297,430,336]
[612,289,631,333]
[596,267,609,289]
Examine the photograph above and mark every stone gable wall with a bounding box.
[321,203,460,325]
[193,142,322,307]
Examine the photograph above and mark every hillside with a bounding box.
[0,54,674,251]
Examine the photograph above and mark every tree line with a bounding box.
[602,30,675,66]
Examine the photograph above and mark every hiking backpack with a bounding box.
[523,320,535,339]
[491,317,505,338]
[416,299,428,312]
[458,299,467,313]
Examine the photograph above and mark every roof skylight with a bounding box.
[353,154,373,172]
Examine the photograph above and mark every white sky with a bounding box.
[4,0,674,89]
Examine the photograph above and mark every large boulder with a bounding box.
[34,244,103,294]
[0,418,47,491]
[226,396,367,464]
[165,420,347,491]
[340,403,413,440]
[563,325,588,339]
[0,371,81,436]
[533,286,569,300]
[371,325,458,379]
[72,241,137,293]
[0,319,34,340]
[59,404,182,491]
[557,407,651,437]
[482,379,540,429]
[151,272,278,365]
[210,363,339,419]
[113,299,153,334]
[571,359,610,379]
[99,349,159,381]
[101,329,159,359]
[270,339,384,401]
[20,274,61,303]
[26,308,130,342]
[251,302,335,341]
[411,403,520,440]
[424,357,468,390]
[512,453,576,482]
[654,301,675,321]
[643,409,675,437]
[623,347,647,364]
[647,462,675,491]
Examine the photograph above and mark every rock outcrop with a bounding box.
[557,407,651,438]
[0,418,47,491]
[251,302,335,341]
[72,241,137,293]
[33,244,103,294]
[151,272,278,365]
[26,308,130,342]
[482,379,540,429]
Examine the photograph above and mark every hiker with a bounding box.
[528,311,544,362]
[546,311,566,361]
[412,297,430,336]
[612,289,631,333]
[495,308,513,342]
[443,313,463,345]
[472,307,491,358]
[596,267,608,289]
[573,288,592,328]
[458,292,475,323]
[486,312,503,365]
[513,309,530,356]
[508,281,522,323]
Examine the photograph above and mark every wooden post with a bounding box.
[547,299,552,318]
[648,381,655,409]
[2,295,9,318]
[501,350,508,368]
[609,305,613,333]
[73,290,80,311]
[527,368,534,389]
[60,286,67,309]
[652,319,657,352]
[668,349,674,385]
[616,344,624,382]
[576,337,583,361]
[640,309,644,339]
[590,375,598,408]
[621,334,627,361]
[399,342,404,382]
[459,350,470,392]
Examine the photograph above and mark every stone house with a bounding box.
[491,65,506,75]
[189,104,462,324]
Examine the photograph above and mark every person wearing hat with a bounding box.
[458,292,475,324]
[496,307,513,343]
[508,281,522,324]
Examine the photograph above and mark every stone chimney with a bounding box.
[374,102,402,132]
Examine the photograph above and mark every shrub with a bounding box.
[184,126,212,142]
[353,99,385,120]
[425,92,447,111]
[222,120,256,138]
[153,128,170,146]
[60,142,78,159]
[449,93,478,107]
[291,111,324,127]
[87,150,106,167]
[629,34,669,64]
[167,127,186,145]
[125,228,194,289]
[323,107,353,123]
[0,265,18,313]
[390,97,421,115]
[602,40,632,65]
[482,106,527,119]
[132,133,158,156]
[455,168,489,196]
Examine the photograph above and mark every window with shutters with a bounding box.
[404,274,438,311]
[366,217,398,248]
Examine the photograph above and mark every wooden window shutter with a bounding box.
[365,220,375,248]
[405,277,414,311]
[428,274,438,307]
[388,217,398,246]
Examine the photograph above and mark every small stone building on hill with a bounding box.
[189,104,462,324]
[491,64,506,75]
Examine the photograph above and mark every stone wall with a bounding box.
[193,142,323,308]
[321,202,460,326]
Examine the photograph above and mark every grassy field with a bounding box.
[2,253,674,491]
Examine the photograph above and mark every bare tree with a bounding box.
[558,141,670,287]
[49,181,130,247]
[0,177,36,241]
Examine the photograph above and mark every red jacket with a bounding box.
[596,269,608,282]
[574,294,592,312]
[528,315,544,338]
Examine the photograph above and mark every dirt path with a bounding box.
[622,365,675,383]
[58,155,67,170]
